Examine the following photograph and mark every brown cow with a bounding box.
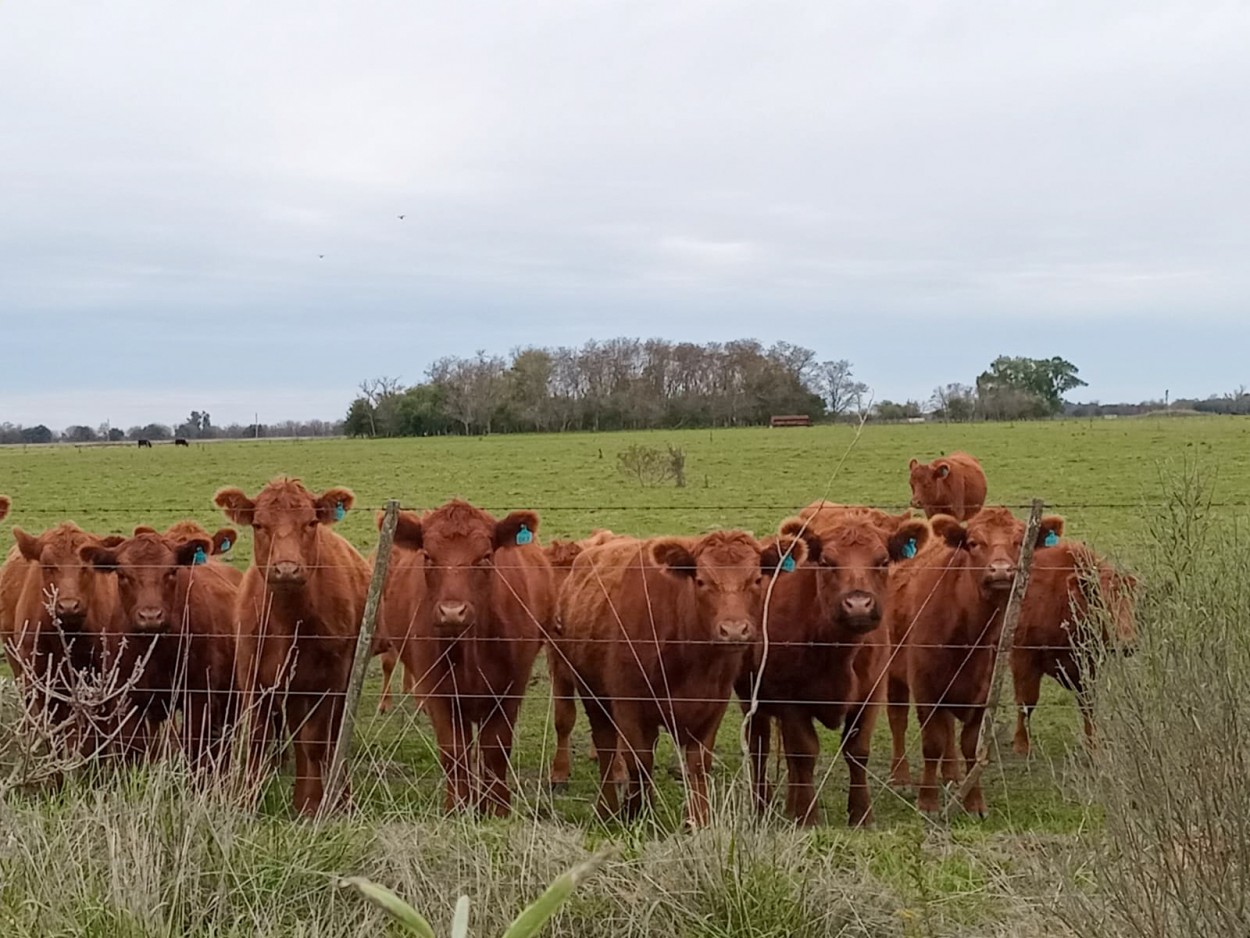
[81,529,240,769]
[0,495,9,521]
[1011,541,1138,755]
[740,504,931,827]
[556,530,805,828]
[3,523,124,754]
[544,529,627,790]
[908,452,987,521]
[214,478,370,817]
[886,507,1064,816]
[379,500,554,816]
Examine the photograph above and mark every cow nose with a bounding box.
[135,606,167,629]
[271,561,304,582]
[841,592,878,620]
[716,619,754,643]
[984,560,1015,587]
[55,598,84,619]
[437,602,470,626]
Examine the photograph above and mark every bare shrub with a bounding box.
[616,444,686,488]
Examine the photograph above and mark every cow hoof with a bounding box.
[549,780,569,795]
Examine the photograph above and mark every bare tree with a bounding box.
[816,359,869,420]
[357,376,405,436]
[931,383,977,422]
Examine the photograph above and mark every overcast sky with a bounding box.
[2,1,1247,429]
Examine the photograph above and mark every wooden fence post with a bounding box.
[943,498,1044,820]
[325,498,400,812]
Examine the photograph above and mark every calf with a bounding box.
[3,523,124,753]
[214,478,370,817]
[556,530,805,828]
[81,529,239,768]
[886,507,1064,816]
[740,504,931,827]
[908,452,987,521]
[380,500,554,816]
[1011,542,1138,755]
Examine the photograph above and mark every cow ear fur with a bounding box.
[650,538,697,578]
[495,510,540,549]
[888,518,931,561]
[778,517,822,564]
[392,511,424,551]
[214,488,256,527]
[930,514,966,548]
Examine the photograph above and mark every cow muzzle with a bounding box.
[54,598,86,623]
[982,561,1015,591]
[134,605,168,631]
[435,602,473,629]
[267,561,307,587]
[716,619,755,644]
[838,591,881,632]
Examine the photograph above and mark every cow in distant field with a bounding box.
[214,478,370,817]
[1011,541,1139,755]
[886,507,1064,816]
[137,439,152,449]
[544,529,627,791]
[1,523,125,755]
[555,530,805,828]
[740,503,930,827]
[174,438,190,447]
[378,499,554,816]
[0,495,9,522]
[908,452,987,521]
[81,528,240,769]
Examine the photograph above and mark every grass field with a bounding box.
[1,417,1248,936]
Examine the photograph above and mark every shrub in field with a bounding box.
[616,444,686,487]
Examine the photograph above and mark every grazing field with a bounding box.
[1,417,1248,936]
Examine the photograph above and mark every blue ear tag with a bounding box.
[1043,531,1059,547]
[780,554,796,573]
[902,537,917,559]
[192,546,208,566]
[515,524,533,546]
[334,502,346,522]
[219,537,231,552]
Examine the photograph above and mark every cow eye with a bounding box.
[164,570,178,581]
[252,523,266,534]
[476,555,493,567]
[306,520,319,530]
[694,577,706,588]
[875,555,889,568]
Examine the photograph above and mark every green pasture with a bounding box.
[2,417,1246,835]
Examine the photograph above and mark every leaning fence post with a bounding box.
[944,497,1044,820]
[325,498,400,812]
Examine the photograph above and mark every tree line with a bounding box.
[0,416,344,446]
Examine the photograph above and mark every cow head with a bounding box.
[909,457,958,517]
[215,478,354,588]
[931,507,1065,594]
[81,531,210,632]
[13,523,125,624]
[160,520,238,556]
[543,539,583,595]
[0,495,9,522]
[649,530,807,645]
[1069,558,1140,653]
[391,500,540,632]
[781,507,931,633]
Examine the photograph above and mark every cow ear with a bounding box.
[0,495,9,522]
[80,544,120,572]
[760,534,808,574]
[393,511,424,551]
[495,510,540,549]
[132,525,159,536]
[1036,516,1065,548]
[934,460,950,479]
[888,518,931,562]
[778,517,822,564]
[650,538,697,578]
[930,515,966,548]
[908,458,919,471]
[214,488,256,526]
[99,535,126,549]
[316,488,355,525]
[211,528,237,555]
[174,538,212,567]
[13,527,41,562]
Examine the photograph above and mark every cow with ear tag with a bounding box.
[2,522,124,755]
[147,521,243,586]
[738,503,932,828]
[214,477,370,817]
[378,499,555,817]
[555,529,806,829]
[908,452,987,521]
[886,507,1065,818]
[81,529,239,768]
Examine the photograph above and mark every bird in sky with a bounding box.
[397,214,405,220]
[318,254,325,259]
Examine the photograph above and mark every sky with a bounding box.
[2,0,1248,429]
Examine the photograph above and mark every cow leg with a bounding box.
[616,706,658,822]
[402,665,423,712]
[1011,655,1042,756]
[289,696,342,818]
[427,697,472,813]
[843,701,878,828]
[887,673,912,788]
[916,705,952,815]
[683,729,717,830]
[746,711,773,814]
[942,730,963,784]
[584,697,621,820]
[478,692,523,818]
[548,651,577,791]
[183,690,212,772]
[377,649,398,714]
[780,711,821,826]
[958,714,987,818]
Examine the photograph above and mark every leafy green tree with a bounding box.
[976,355,1087,415]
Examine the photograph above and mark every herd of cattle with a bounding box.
[0,452,1138,827]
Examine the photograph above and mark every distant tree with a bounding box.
[344,398,375,437]
[930,383,977,422]
[20,425,53,444]
[428,351,508,435]
[135,423,172,441]
[873,400,924,421]
[108,428,126,442]
[976,356,1087,416]
[63,425,97,443]
[815,359,869,420]
[392,384,454,436]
